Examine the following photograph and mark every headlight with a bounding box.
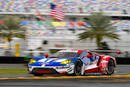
[61,60,72,64]
[29,59,36,64]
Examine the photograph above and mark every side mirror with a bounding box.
[86,53,92,58]
[44,53,49,58]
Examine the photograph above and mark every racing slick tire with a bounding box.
[74,60,83,76]
[106,59,115,75]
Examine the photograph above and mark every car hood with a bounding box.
[30,57,77,66]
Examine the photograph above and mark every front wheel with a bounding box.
[74,60,83,76]
[106,59,115,75]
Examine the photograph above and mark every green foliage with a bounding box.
[0,15,26,40]
[0,68,27,75]
[0,15,27,48]
[49,49,61,54]
[78,12,120,49]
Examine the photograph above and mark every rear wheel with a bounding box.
[74,60,83,76]
[106,59,115,75]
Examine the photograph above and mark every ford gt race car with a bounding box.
[28,49,116,76]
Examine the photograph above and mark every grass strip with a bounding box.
[0,68,28,75]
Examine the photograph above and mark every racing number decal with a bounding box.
[101,60,108,68]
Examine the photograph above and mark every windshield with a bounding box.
[51,52,79,58]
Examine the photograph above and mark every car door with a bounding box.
[79,51,91,65]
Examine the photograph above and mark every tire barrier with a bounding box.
[0,56,25,63]
[116,57,130,64]
[0,56,129,64]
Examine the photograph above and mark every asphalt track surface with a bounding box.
[0,79,130,87]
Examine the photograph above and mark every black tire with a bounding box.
[106,59,115,75]
[33,73,43,76]
[74,60,83,76]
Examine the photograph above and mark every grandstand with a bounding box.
[0,0,130,13]
[0,0,130,53]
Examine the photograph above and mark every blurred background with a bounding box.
[0,0,130,62]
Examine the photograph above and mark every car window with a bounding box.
[90,53,100,61]
[95,55,100,60]
[91,53,96,60]
[79,51,88,58]
[50,52,79,58]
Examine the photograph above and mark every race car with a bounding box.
[28,49,116,76]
